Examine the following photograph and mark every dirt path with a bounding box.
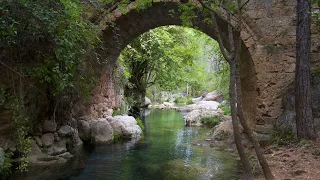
[256,141,320,180]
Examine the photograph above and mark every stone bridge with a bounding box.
[88,0,320,137]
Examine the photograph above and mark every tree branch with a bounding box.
[197,0,236,29]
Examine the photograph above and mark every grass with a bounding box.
[113,132,121,143]
[200,115,220,127]
[218,104,231,115]
[174,97,193,105]
[136,117,145,131]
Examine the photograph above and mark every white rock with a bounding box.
[112,115,143,138]
[89,119,114,144]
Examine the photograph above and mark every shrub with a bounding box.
[200,115,220,127]
[218,104,231,115]
[136,118,145,131]
[174,97,193,104]
[0,153,13,180]
[113,132,121,143]
[271,125,296,146]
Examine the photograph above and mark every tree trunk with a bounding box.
[234,32,274,180]
[295,0,316,139]
[229,61,254,180]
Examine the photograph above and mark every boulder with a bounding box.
[109,116,143,138]
[43,120,57,133]
[48,139,67,156]
[78,120,91,140]
[183,109,219,126]
[192,96,203,103]
[203,91,223,102]
[187,101,220,111]
[145,97,151,106]
[34,136,43,147]
[114,116,143,137]
[41,133,54,148]
[89,119,114,144]
[57,125,75,137]
[58,152,73,160]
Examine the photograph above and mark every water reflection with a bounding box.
[12,109,237,180]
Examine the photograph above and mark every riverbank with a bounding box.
[193,115,320,179]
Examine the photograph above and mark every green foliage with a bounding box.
[219,104,231,115]
[0,153,13,180]
[1,0,100,97]
[113,132,121,143]
[174,97,193,105]
[9,98,31,171]
[200,115,220,127]
[136,118,145,131]
[271,125,296,146]
[41,148,49,154]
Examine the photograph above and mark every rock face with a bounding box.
[57,125,75,137]
[43,120,57,133]
[0,147,4,168]
[41,133,54,148]
[111,116,143,138]
[48,139,67,156]
[203,91,223,102]
[78,120,91,140]
[89,119,114,144]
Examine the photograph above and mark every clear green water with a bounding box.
[13,109,237,180]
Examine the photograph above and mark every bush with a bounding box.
[136,117,145,131]
[271,125,296,146]
[218,104,231,115]
[174,97,193,104]
[0,153,13,180]
[113,132,121,143]
[200,115,220,127]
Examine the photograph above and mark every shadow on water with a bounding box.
[12,109,237,180]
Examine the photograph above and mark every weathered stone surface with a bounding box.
[187,101,220,111]
[48,139,67,156]
[43,120,57,133]
[89,119,114,144]
[145,97,151,106]
[57,125,74,137]
[112,115,143,138]
[41,133,54,148]
[0,147,4,168]
[34,136,43,147]
[58,152,73,159]
[203,91,223,102]
[255,124,274,134]
[184,109,220,126]
[78,120,91,140]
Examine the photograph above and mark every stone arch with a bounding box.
[89,1,259,125]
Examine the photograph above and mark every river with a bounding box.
[12,109,237,180]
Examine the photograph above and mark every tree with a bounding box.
[295,0,316,139]
[119,26,197,117]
